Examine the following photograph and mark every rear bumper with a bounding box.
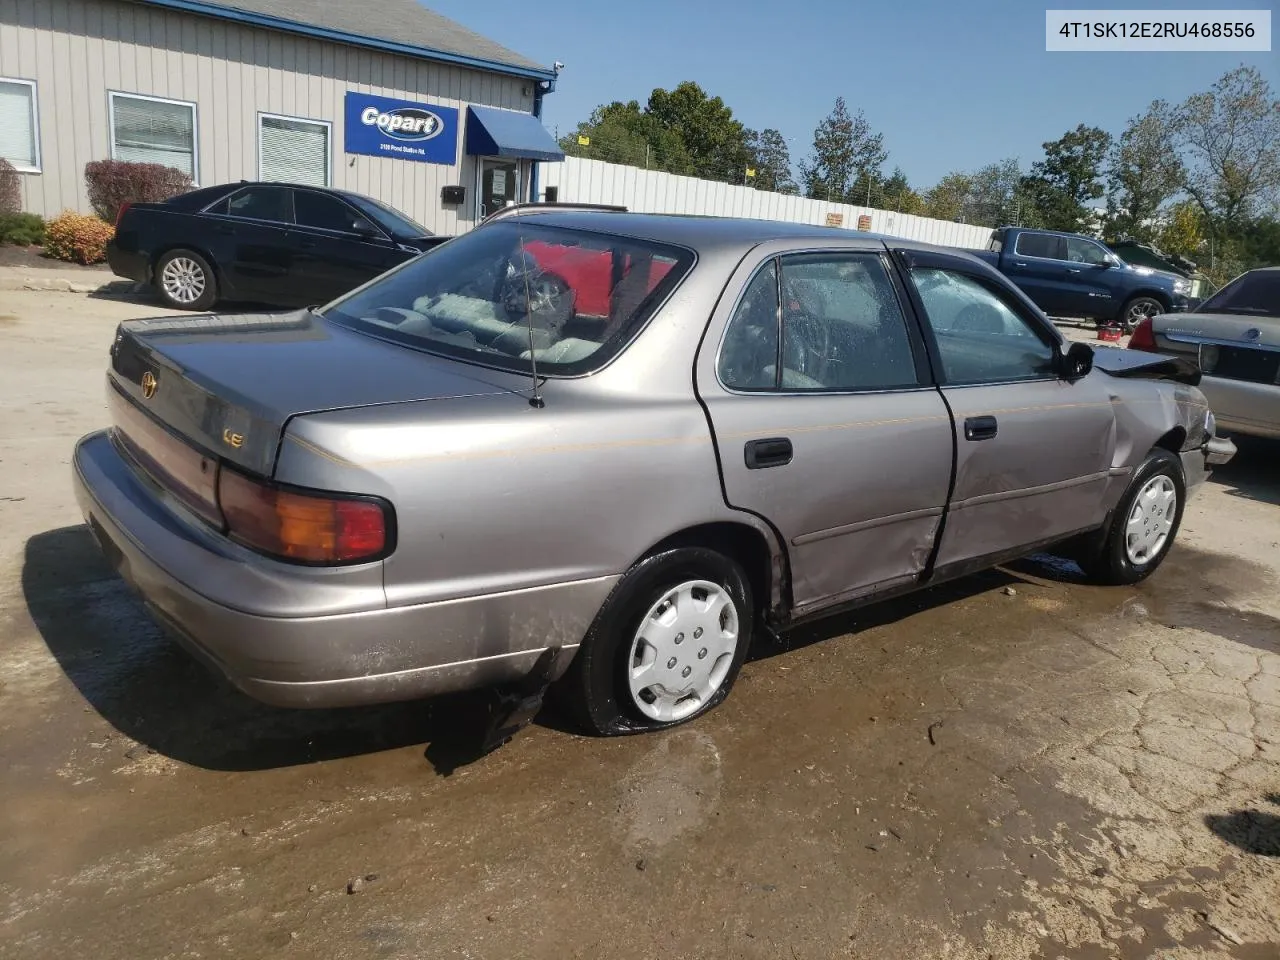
[105,240,149,285]
[72,430,612,708]
[1198,375,1280,440]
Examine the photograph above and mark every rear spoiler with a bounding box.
[480,202,628,225]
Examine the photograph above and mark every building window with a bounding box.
[259,114,330,187]
[109,92,197,180]
[0,78,40,172]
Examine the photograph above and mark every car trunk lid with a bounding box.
[108,308,526,479]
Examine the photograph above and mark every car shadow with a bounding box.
[1209,436,1280,507]
[22,525,519,776]
[85,282,285,317]
[749,565,1026,663]
[1205,793,1280,857]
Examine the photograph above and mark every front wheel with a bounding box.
[155,249,217,311]
[562,547,754,736]
[1120,295,1164,333]
[1079,448,1186,585]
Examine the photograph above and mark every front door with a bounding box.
[478,158,521,220]
[1060,235,1119,320]
[900,250,1117,574]
[696,241,954,616]
[288,188,405,304]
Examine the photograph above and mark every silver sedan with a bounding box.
[73,210,1235,737]
[1128,266,1280,439]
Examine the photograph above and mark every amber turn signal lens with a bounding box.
[218,469,388,564]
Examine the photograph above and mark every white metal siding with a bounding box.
[541,157,996,250]
[0,0,535,233]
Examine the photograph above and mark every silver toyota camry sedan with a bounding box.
[73,208,1236,737]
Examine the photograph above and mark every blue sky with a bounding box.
[427,0,1278,188]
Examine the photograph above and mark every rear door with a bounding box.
[1005,231,1070,316]
[204,185,296,303]
[696,239,954,617]
[899,248,1118,574]
[289,189,409,303]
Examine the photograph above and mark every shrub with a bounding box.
[0,159,20,215]
[43,210,114,264]
[84,159,193,224]
[0,212,45,246]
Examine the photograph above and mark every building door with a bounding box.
[477,158,521,220]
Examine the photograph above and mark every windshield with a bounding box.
[1196,270,1280,318]
[321,220,694,375]
[344,194,433,238]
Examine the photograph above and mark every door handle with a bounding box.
[1012,261,1028,268]
[1067,267,1082,274]
[964,416,998,441]
[744,437,793,469]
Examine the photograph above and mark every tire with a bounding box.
[1079,448,1186,585]
[155,249,218,311]
[1119,295,1164,333]
[562,547,754,736]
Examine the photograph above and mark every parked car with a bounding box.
[969,226,1193,330]
[74,210,1235,738]
[1128,266,1280,439]
[106,181,451,311]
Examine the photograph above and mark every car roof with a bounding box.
[482,210,960,258]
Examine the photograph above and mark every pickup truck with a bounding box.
[967,226,1193,330]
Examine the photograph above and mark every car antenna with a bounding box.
[509,201,545,409]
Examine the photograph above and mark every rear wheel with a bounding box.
[562,547,753,736]
[155,249,217,311]
[1079,448,1185,585]
[1120,295,1163,333]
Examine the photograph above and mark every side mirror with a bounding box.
[351,218,379,237]
[1058,341,1094,380]
[1094,258,1112,269]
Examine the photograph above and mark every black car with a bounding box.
[107,182,450,311]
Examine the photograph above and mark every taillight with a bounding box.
[115,202,131,228]
[217,469,391,564]
[1127,316,1157,352]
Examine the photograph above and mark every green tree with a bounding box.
[880,167,924,213]
[746,128,796,193]
[799,97,888,203]
[559,100,693,175]
[1105,101,1184,242]
[922,171,973,221]
[1176,65,1280,251]
[969,159,1038,227]
[1020,124,1112,232]
[1154,200,1204,260]
[645,81,752,182]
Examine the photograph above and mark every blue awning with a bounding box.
[465,106,565,161]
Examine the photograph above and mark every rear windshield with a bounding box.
[1196,270,1280,318]
[321,221,694,376]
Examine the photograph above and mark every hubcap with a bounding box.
[1125,474,1177,565]
[627,579,739,723]
[160,257,206,304]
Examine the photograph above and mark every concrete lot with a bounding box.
[1,286,1278,960]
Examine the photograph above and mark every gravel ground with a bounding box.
[0,288,1276,960]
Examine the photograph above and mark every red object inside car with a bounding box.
[523,241,675,317]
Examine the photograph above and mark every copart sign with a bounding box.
[344,92,459,165]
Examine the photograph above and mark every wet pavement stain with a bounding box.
[3,504,1280,956]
